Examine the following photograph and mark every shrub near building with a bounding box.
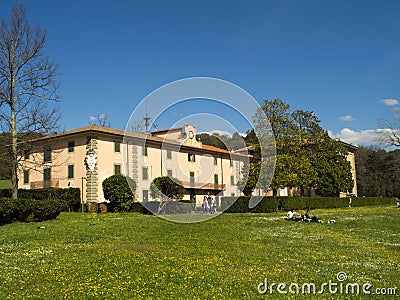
[102,175,136,212]
[0,188,80,212]
[0,198,66,226]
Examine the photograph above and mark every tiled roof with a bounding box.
[151,126,183,135]
[25,125,250,158]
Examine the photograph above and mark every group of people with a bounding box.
[202,194,217,214]
[285,209,321,223]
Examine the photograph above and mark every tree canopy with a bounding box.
[356,146,400,197]
[102,175,136,212]
[247,99,354,196]
[150,176,185,200]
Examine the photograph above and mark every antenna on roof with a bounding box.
[144,98,151,135]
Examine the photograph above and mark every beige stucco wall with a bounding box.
[17,125,245,206]
[340,151,357,197]
[18,135,89,202]
[19,125,358,205]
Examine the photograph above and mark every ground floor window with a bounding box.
[114,164,121,175]
[143,190,148,203]
[43,168,51,181]
[23,170,29,184]
[68,165,74,179]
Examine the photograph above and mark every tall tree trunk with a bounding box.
[11,104,18,199]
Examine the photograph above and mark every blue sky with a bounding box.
[1,0,399,145]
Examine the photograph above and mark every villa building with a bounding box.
[18,124,248,206]
[18,124,358,207]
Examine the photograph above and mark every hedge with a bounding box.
[221,196,397,213]
[0,197,66,226]
[142,201,192,215]
[0,188,81,212]
[351,197,396,207]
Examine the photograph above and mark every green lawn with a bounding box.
[0,180,11,189]
[0,207,398,299]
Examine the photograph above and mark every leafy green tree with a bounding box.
[237,160,260,196]
[102,175,136,212]
[150,176,185,200]
[251,99,354,196]
[312,134,353,196]
[355,146,400,197]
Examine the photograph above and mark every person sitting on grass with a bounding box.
[302,209,312,222]
[286,209,302,221]
[396,198,400,208]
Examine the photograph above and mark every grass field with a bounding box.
[0,180,11,189]
[0,206,398,299]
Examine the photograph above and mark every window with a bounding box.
[230,159,233,167]
[114,141,121,153]
[214,174,218,185]
[142,146,148,156]
[188,153,195,162]
[114,164,121,175]
[231,193,235,197]
[143,190,149,203]
[214,157,218,165]
[190,172,195,183]
[43,168,51,181]
[167,169,173,177]
[68,165,74,179]
[167,149,172,159]
[43,148,51,163]
[23,170,29,184]
[24,150,29,159]
[230,175,235,186]
[68,141,75,153]
[142,167,148,180]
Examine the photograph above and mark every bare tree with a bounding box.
[89,113,111,127]
[127,119,145,133]
[0,4,60,199]
[377,118,400,147]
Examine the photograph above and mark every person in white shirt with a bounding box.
[286,209,302,221]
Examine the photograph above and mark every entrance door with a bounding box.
[143,190,148,203]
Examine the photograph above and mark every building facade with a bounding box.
[18,124,248,206]
[18,124,358,205]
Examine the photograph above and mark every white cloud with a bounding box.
[98,113,107,119]
[338,115,355,122]
[393,107,400,119]
[210,130,247,137]
[328,128,387,146]
[198,130,247,138]
[381,98,399,106]
[209,130,233,137]
[89,113,107,121]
